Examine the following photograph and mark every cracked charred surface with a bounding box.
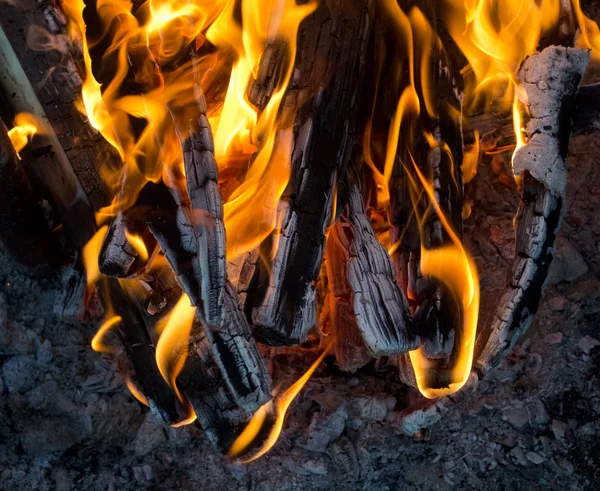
[251,0,375,346]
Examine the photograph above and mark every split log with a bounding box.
[177,319,257,452]
[147,110,272,419]
[0,118,57,271]
[251,0,375,346]
[386,3,465,360]
[104,278,187,425]
[330,181,418,361]
[179,107,227,326]
[98,211,156,278]
[325,221,372,373]
[474,46,589,374]
[0,2,111,211]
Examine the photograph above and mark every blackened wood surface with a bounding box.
[0,0,111,209]
[333,183,417,358]
[0,119,57,271]
[252,0,374,346]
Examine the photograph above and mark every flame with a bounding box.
[408,161,480,399]
[125,376,150,407]
[124,230,149,261]
[229,342,332,461]
[155,294,197,425]
[462,130,480,184]
[91,315,122,353]
[7,113,44,157]
[82,225,109,286]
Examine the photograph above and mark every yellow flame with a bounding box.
[227,403,269,458]
[408,161,480,399]
[91,315,122,353]
[462,130,480,184]
[155,294,197,425]
[444,0,563,110]
[125,376,150,407]
[229,341,332,462]
[7,113,44,157]
[82,225,109,286]
[124,230,149,261]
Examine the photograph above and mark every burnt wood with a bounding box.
[475,46,589,375]
[0,119,57,271]
[251,0,375,346]
[332,182,418,360]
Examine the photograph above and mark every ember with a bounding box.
[0,0,599,466]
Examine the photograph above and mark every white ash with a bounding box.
[512,46,590,197]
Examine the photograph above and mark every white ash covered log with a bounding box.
[475,46,590,373]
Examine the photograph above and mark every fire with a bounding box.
[82,226,109,286]
[91,315,122,354]
[155,294,197,425]
[7,113,43,157]
[123,230,150,261]
[229,342,332,461]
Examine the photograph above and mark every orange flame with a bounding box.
[229,341,332,462]
[125,376,150,407]
[91,315,122,354]
[408,161,480,398]
[82,225,109,286]
[7,113,45,157]
[155,294,197,426]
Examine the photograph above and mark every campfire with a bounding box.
[0,0,599,462]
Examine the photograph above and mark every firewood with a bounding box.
[0,3,111,211]
[179,107,227,326]
[98,212,157,278]
[475,46,590,375]
[252,0,375,346]
[177,321,258,452]
[325,220,372,372]
[227,249,260,311]
[104,278,187,426]
[386,5,465,360]
[464,82,600,148]
[338,182,418,357]
[0,118,57,271]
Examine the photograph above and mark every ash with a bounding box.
[1,136,600,491]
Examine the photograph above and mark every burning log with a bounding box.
[98,211,156,278]
[385,4,465,362]
[104,278,188,425]
[147,106,272,420]
[0,118,57,271]
[474,46,590,374]
[464,82,600,148]
[329,180,417,363]
[252,0,375,346]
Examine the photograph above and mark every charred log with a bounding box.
[252,0,375,346]
[475,46,589,374]
[0,119,57,271]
